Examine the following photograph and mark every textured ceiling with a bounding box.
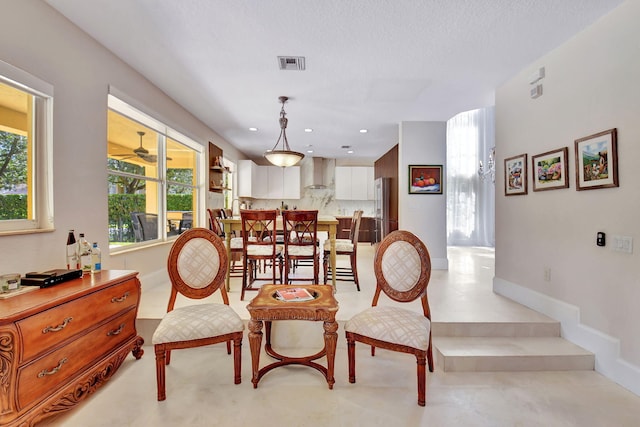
[46,0,622,162]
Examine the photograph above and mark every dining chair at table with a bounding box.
[208,208,243,277]
[345,230,433,406]
[240,209,283,300]
[323,209,363,290]
[151,228,244,401]
[282,210,319,284]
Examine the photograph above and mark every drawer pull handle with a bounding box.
[111,291,130,303]
[42,317,73,334]
[107,323,126,336]
[38,358,68,378]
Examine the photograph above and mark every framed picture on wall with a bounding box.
[532,147,569,192]
[408,165,443,194]
[575,128,618,191]
[504,154,527,196]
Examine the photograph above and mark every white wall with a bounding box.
[0,0,243,281]
[398,121,448,269]
[495,0,640,394]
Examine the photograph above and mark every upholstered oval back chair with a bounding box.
[345,229,433,406]
[152,228,244,401]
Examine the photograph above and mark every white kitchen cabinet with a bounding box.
[334,167,352,200]
[266,166,300,199]
[367,166,375,200]
[282,166,301,199]
[238,160,267,198]
[238,161,299,199]
[266,166,283,199]
[254,165,268,198]
[335,166,374,200]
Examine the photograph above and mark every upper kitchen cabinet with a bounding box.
[238,161,300,199]
[238,160,266,198]
[335,166,374,200]
[266,166,300,199]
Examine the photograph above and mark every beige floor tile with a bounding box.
[41,246,640,426]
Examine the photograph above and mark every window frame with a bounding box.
[0,60,54,234]
[107,93,205,252]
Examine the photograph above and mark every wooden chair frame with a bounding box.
[345,230,433,406]
[282,210,319,284]
[154,228,243,401]
[323,210,363,290]
[240,209,283,300]
[208,208,243,277]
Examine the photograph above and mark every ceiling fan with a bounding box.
[114,131,161,163]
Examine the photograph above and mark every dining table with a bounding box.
[220,215,339,290]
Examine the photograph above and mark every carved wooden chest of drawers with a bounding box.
[0,270,144,426]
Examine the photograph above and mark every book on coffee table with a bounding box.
[275,287,315,302]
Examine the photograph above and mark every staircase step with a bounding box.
[432,320,560,338]
[433,336,595,372]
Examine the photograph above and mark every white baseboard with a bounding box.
[494,277,640,397]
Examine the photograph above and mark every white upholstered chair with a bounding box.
[345,230,433,406]
[152,228,244,401]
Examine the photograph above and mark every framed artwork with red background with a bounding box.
[408,165,443,194]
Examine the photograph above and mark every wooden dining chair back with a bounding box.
[282,210,319,284]
[344,230,433,406]
[323,209,363,290]
[208,208,243,278]
[151,228,244,401]
[207,208,222,235]
[240,209,283,300]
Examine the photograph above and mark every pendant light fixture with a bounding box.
[264,96,304,167]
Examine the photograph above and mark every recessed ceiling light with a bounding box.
[249,127,258,132]
[304,128,313,133]
[359,129,368,133]
[347,150,354,154]
[307,149,314,153]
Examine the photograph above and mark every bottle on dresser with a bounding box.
[77,233,92,274]
[91,242,102,273]
[66,229,79,270]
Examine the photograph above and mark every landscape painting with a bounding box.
[575,128,618,190]
[532,147,569,192]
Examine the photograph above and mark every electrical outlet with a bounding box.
[544,268,551,282]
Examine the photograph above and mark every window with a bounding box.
[107,94,203,250]
[446,107,495,247]
[0,61,53,233]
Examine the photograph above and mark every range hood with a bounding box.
[304,157,334,189]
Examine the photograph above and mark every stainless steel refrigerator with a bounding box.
[374,177,390,244]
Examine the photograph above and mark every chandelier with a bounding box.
[478,146,496,183]
[264,96,304,167]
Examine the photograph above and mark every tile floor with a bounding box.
[42,245,640,426]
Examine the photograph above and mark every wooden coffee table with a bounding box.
[246,284,339,389]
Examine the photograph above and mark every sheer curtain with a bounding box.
[446,107,495,247]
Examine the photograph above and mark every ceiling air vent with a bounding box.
[278,56,306,71]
